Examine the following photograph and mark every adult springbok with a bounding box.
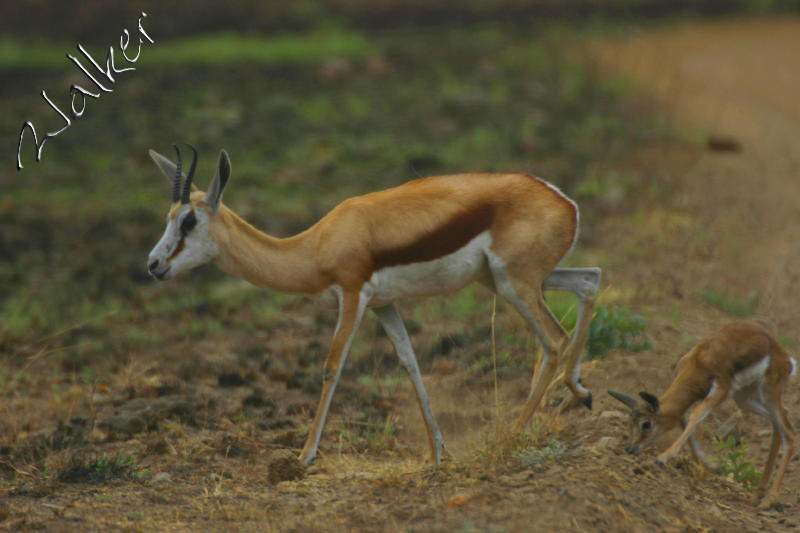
[147,143,601,465]
[609,320,797,509]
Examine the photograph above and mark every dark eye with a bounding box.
[180,211,197,235]
[641,420,652,431]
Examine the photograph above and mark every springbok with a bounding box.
[609,320,797,509]
[146,144,601,465]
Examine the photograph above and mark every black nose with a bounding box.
[148,259,160,272]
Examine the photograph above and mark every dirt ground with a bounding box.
[4,15,800,532]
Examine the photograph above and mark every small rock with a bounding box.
[151,472,172,484]
[600,410,627,420]
[267,450,305,484]
[592,436,618,452]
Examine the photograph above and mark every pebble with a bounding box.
[151,472,173,484]
[593,436,618,451]
[600,410,627,420]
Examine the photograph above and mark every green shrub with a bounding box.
[586,306,650,359]
[546,294,649,359]
[714,436,762,491]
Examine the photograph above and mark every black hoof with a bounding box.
[581,391,593,410]
[655,459,665,467]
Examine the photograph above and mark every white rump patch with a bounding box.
[533,176,580,256]
[732,356,770,392]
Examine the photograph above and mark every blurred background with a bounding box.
[5,0,797,355]
[2,1,800,527]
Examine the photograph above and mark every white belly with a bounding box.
[365,231,492,306]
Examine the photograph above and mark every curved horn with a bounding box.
[181,143,198,204]
[608,390,638,411]
[171,144,182,204]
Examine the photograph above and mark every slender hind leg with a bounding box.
[542,268,601,409]
[486,254,570,431]
[757,382,796,509]
[373,304,445,464]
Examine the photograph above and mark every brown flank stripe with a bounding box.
[373,204,494,269]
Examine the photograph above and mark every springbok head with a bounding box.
[147,144,231,280]
[607,390,671,455]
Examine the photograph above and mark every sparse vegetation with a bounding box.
[512,438,568,468]
[58,452,149,484]
[714,436,763,491]
[586,305,650,358]
[700,286,760,317]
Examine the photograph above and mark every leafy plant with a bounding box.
[58,452,149,484]
[714,436,762,491]
[546,294,649,359]
[586,305,650,359]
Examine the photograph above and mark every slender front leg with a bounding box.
[656,384,728,465]
[542,268,601,409]
[677,415,719,471]
[300,289,368,465]
[373,304,445,464]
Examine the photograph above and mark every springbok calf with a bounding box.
[609,320,797,509]
[146,144,601,465]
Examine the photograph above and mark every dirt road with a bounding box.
[592,16,800,331]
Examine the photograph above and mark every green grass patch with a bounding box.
[0,38,71,69]
[0,28,372,70]
[700,286,760,317]
[143,29,372,67]
[58,452,149,484]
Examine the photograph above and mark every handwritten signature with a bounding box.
[16,12,154,171]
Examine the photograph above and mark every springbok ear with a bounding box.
[149,149,198,191]
[608,390,638,411]
[205,149,231,211]
[149,149,182,183]
[639,391,660,413]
